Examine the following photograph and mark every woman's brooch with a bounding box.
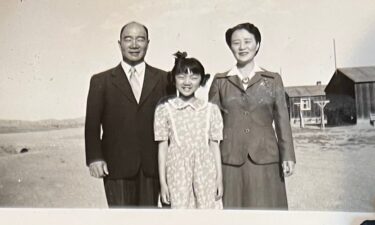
[258,78,274,96]
[242,77,250,85]
[259,78,270,88]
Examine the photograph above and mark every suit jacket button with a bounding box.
[245,128,250,133]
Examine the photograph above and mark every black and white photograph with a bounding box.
[0,0,375,224]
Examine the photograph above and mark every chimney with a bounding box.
[316,81,322,85]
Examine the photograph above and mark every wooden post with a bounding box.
[294,103,304,128]
[314,100,330,130]
[300,108,304,128]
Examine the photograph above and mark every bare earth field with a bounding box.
[0,128,106,208]
[0,125,374,211]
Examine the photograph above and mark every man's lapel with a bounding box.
[138,64,161,106]
[110,64,137,104]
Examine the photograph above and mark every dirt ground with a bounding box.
[0,125,374,211]
[0,128,106,208]
[287,124,375,212]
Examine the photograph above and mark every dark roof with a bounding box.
[285,85,326,97]
[338,66,375,83]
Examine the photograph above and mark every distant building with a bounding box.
[325,66,375,125]
[285,82,327,126]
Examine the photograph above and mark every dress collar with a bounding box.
[168,97,207,110]
[227,62,263,78]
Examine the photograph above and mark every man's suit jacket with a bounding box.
[209,70,296,165]
[85,63,174,179]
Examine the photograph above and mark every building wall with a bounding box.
[355,82,375,120]
[288,96,326,119]
[325,72,357,125]
[325,93,356,125]
[325,71,355,97]
[287,95,327,125]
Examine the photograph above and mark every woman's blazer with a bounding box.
[209,70,296,165]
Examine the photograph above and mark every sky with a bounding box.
[1,0,375,120]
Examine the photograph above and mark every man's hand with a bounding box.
[282,161,295,177]
[89,160,109,178]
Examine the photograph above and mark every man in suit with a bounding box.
[85,21,174,207]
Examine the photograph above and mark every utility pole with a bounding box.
[333,39,337,71]
[294,102,304,128]
[314,100,330,129]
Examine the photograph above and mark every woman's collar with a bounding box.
[227,62,263,77]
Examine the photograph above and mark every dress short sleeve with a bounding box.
[209,103,223,141]
[154,103,169,141]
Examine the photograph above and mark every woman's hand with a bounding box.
[160,182,170,204]
[282,161,295,177]
[215,177,223,201]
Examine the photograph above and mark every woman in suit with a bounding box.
[209,22,296,209]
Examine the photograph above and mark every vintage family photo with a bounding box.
[0,0,374,220]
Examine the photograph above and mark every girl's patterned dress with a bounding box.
[154,97,223,209]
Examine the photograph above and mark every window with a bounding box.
[300,98,311,111]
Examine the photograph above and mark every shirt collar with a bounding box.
[121,61,146,77]
[227,62,263,78]
[168,97,207,111]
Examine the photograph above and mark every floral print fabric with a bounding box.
[154,97,223,209]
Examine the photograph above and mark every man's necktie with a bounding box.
[129,67,141,103]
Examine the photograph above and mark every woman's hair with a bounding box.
[170,51,210,86]
[225,22,261,47]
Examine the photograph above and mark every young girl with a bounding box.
[154,52,223,209]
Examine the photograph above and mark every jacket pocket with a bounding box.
[250,127,279,164]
